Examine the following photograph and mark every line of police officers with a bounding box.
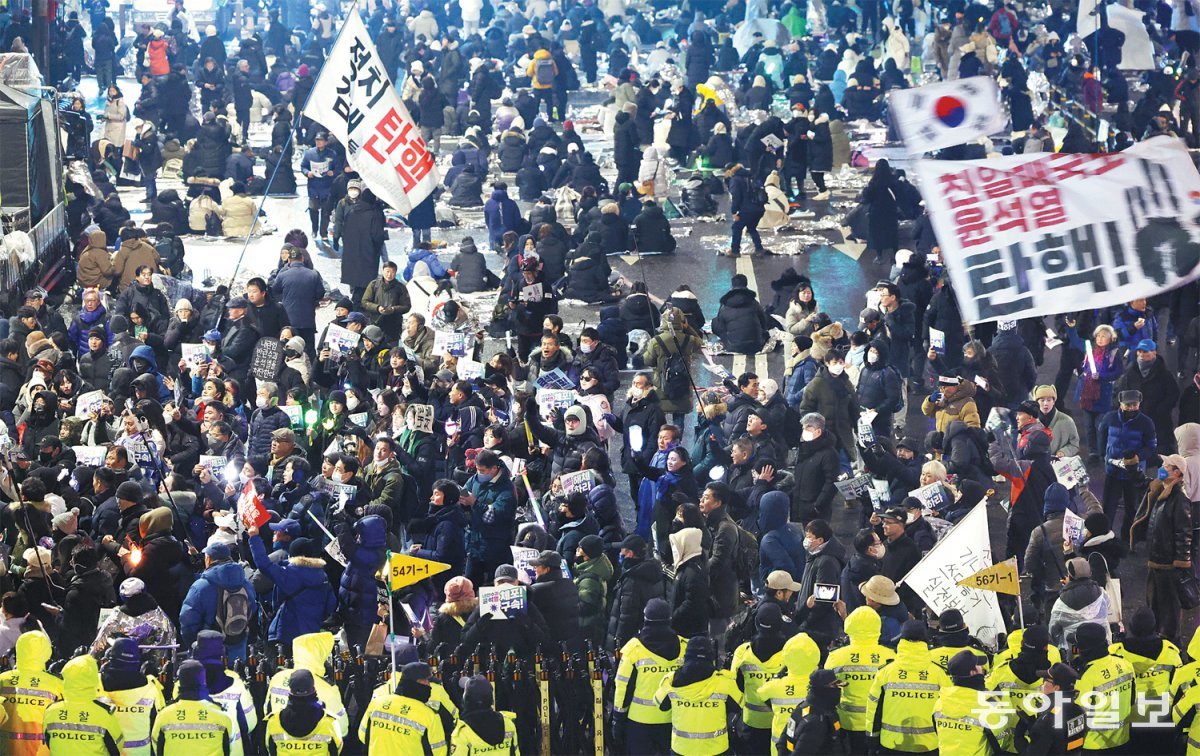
[0,595,1197,754]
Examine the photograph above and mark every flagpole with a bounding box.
[386,550,398,677]
[220,0,364,301]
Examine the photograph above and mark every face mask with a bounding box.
[331,471,345,483]
[239,472,250,484]
[579,342,594,354]
[476,471,494,483]
[347,396,360,411]
[255,396,268,409]
[628,386,645,401]
[867,353,878,365]
[348,189,361,199]
[1158,467,1170,480]
[38,452,54,464]
[828,363,845,376]
[163,411,174,425]
[1137,358,1154,372]
[803,537,820,554]
[801,429,816,442]
[906,512,917,523]
[1121,409,1138,422]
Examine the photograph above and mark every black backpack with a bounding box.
[967,426,996,476]
[733,523,759,583]
[751,180,769,208]
[654,335,691,401]
[215,584,251,644]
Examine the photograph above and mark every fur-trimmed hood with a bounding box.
[288,556,326,569]
[439,598,479,617]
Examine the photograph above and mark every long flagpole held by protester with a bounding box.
[386,551,398,677]
[218,0,365,323]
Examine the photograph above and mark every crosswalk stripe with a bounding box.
[733,354,747,375]
[755,353,769,378]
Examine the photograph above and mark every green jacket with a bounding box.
[640,316,703,414]
[362,459,406,522]
[575,554,614,641]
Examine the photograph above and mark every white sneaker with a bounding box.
[813,191,831,200]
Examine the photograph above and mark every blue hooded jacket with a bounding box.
[248,534,335,644]
[338,515,388,627]
[127,344,171,403]
[67,302,111,355]
[403,247,448,282]
[179,559,258,646]
[757,490,806,586]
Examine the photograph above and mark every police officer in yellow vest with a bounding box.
[612,598,685,755]
[99,638,164,756]
[826,607,894,753]
[993,627,1063,670]
[732,602,789,754]
[264,670,343,754]
[777,669,849,755]
[450,677,518,754]
[265,632,349,741]
[1073,621,1135,752]
[987,625,1056,717]
[0,629,62,755]
[1110,606,1181,753]
[43,655,124,755]
[369,668,457,738]
[190,631,258,756]
[152,660,235,755]
[758,632,821,746]
[1174,625,1200,703]
[653,636,744,756]
[867,620,951,754]
[359,662,448,756]
[929,609,993,674]
[933,650,1010,755]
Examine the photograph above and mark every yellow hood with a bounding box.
[843,606,882,644]
[62,655,101,703]
[1188,626,1200,662]
[781,632,820,677]
[15,630,52,674]
[292,632,335,674]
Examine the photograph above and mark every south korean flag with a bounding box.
[889,77,1008,155]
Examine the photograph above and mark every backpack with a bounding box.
[733,524,759,583]
[535,57,556,86]
[781,404,804,448]
[752,180,769,208]
[215,585,251,644]
[654,335,690,401]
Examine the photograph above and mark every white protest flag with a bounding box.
[888,76,1006,155]
[1077,0,1155,70]
[899,502,1006,649]
[303,12,439,215]
[913,136,1200,324]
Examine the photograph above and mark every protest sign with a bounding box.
[281,404,304,429]
[349,412,369,428]
[929,328,945,355]
[303,12,439,214]
[560,469,596,496]
[1063,508,1086,549]
[322,323,361,356]
[856,412,876,446]
[1077,0,1155,70]
[433,331,468,357]
[74,390,105,418]
[237,482,271,529]
[479,585,529,619]
[457,357,484,380]
[957,557,1021,595]
[199,455,228,480]
[535,368,575,391]
[251,338,284,382]
[318,478,359,513]
[324,539,348,567]
[536,389,576,415]
[406,404,435,433]
[510,545,572,584]
[71,446,106,466]
[1052,455,1089,490]
[520,283,544,303]
[835,473,873,500]
[900,502,1005,649]
[908,482,949,514]
[388,553,451,590]
[914,138,1200,323]
[181,343,211,366]
[890,77,1006,155]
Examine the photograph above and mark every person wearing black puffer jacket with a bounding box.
[528,549,581,645]
[607,534,666,652]
[791,413,842,522]
[562,242,614,303]
[449,237,494,293]
[724,165,768,257]
[713,274,773,355]
[621,281,661,335]
[856,339,903,438]
[633,199,677,255]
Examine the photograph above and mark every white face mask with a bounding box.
[162,411,174,426]
[348,189,361,199]
[828,363,845,376]
[255,396,268,409]
[239,472,250,484]
[906,512,917,523]
[331,471,345,483]
[347,396,360,411]
[628,386,645,401]
[867,353,879,365]
[801,429,816,442]
[579,342,594,354]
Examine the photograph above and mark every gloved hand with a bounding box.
[928,392,942,404]
[602,413,617,426]
[612,716,627,747]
